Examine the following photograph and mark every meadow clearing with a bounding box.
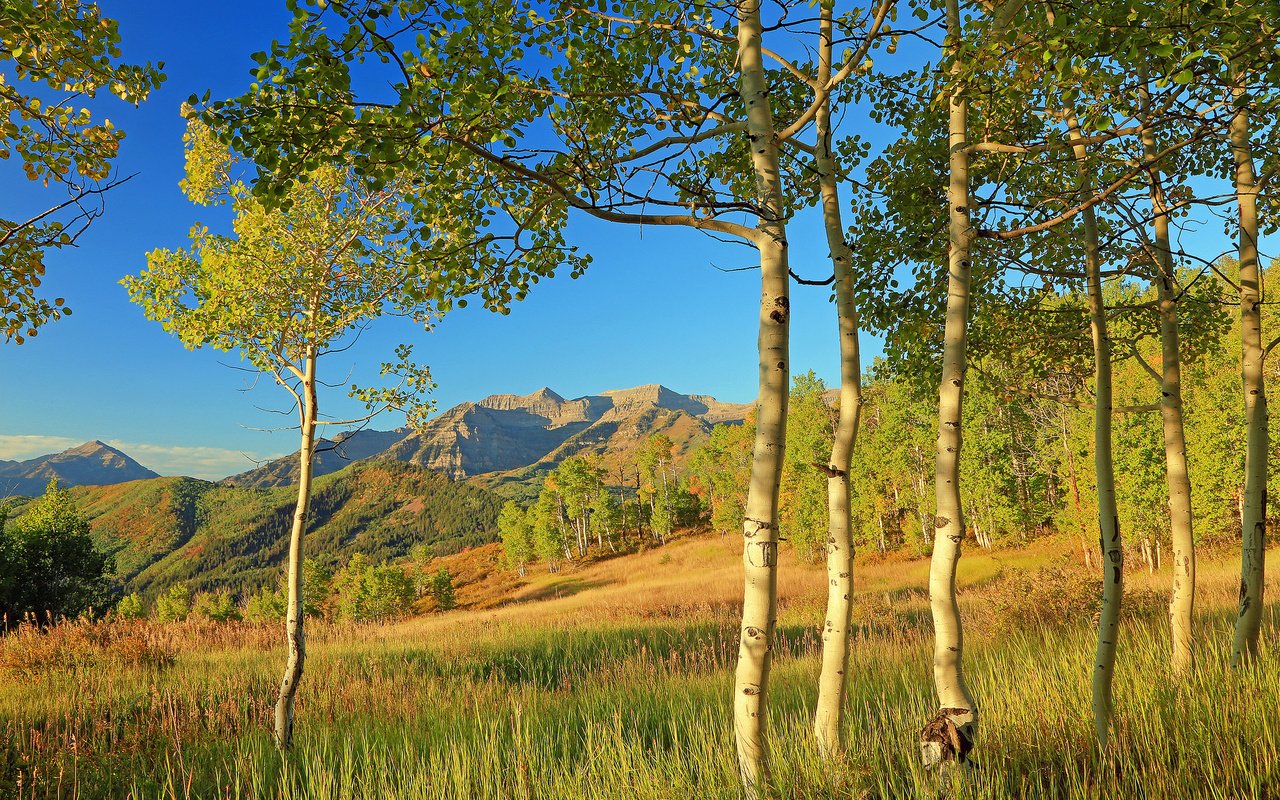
[2,533,1276,800]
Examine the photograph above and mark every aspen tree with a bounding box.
[811,1,866,757]
[1136,69,1196,676]
[0,1,164,342]
[1229,63,1267,667]
[125,126,434,749]
[1065,116,1123,749]
[919,0,978,768]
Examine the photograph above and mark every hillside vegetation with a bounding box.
[67,461,502,600]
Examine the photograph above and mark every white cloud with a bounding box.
[0,435,83,462]
[0,434,286,481]
[104,441,286,481]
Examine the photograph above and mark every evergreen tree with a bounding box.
[2,478,112,622]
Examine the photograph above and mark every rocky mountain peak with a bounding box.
[0,441,159,498]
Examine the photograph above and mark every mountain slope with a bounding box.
[221,428,411,488]
[224,385,751,492]
[71,476,213,587]
[0,441,159,498]
[57,461,502,599]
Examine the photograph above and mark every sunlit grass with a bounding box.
[2,536,1275,799]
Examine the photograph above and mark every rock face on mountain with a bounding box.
[0,441,159,498]
[376,384,750,482]
[223,385,751,488]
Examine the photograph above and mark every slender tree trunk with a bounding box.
[921,0,977,768]
[812,5,865,758]
[635,468,645,543]
[275,347,318,751]
[1139,83,1195,676]
[732,0,790,794]
[1230,72,1267,666]
[1062,410,1084,516]
[1067,116,1123,751]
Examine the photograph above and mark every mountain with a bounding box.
[224,384,751,493]
[222,428,411,488]
[0,441,159,498]
[63,460,503,599]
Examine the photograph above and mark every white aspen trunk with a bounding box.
[1139,84,1195,675]
[658,466,670,545]
[812,5,865,758]
[1067,116,1123,751]
[921,0,977,768]
[274,346,318,751]
[616,468,625,518]
[1230,73,1267,667]
[733,0,791,794]
[635,468,645,543]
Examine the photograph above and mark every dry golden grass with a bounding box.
[2,534,1275,799]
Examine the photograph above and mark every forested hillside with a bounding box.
[60,461,502,599]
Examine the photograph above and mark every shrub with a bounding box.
[332,553,415,622]
[191,589,241,622]
[153,583,191,623]
[115,592,147,620]
[241,586,286,622]
[428,567,456,611]
[985,558,1100,633]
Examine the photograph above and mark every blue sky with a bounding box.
[2,4,1263,482]
[1,2,881,479]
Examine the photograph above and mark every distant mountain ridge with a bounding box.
[0,441,159,498]
[224,384,751,490]
[223,428,412,488]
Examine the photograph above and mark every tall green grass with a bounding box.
[2,568,1276,799]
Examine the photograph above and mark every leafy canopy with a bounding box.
[1,0,164,343]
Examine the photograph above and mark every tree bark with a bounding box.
[732,0,790,795]
[812,4,864,758]
[1139,82,1195,676]
[274,346,318,751]
[1230,73,1267,667]
[921,0,977,769]
[1067,116,1123,751]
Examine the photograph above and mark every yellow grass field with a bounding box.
[3,533,1276,799]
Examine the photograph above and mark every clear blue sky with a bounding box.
[0,2,882,479]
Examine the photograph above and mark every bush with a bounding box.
[115,592,147,620]
[984,559,1098,633]
[153,583,191,623]
[428,567,456,611]
[241,586,285,622]
[983,557,1166,634]
[192,589,241,622]
[332,553,416,622]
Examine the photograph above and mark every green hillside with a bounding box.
[64,462,502,600]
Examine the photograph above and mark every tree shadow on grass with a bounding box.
[511,576,613,604]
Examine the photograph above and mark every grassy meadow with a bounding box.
[2,533,1276,799]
